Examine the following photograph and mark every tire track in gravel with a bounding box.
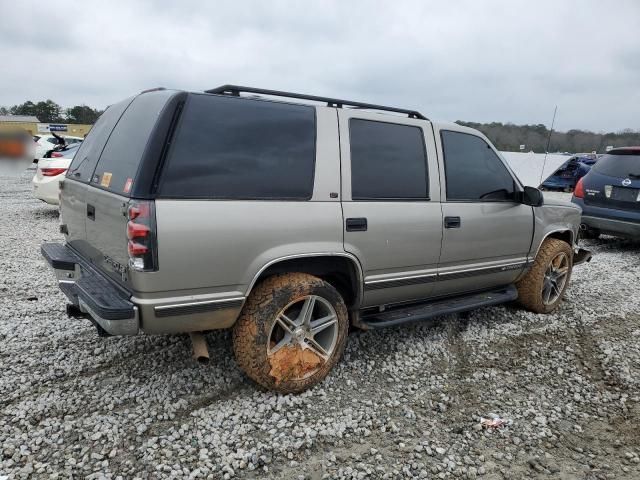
[574,316,629,391]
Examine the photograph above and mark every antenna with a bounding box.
[539,105,557,185]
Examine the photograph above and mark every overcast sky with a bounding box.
[1,0,638,132]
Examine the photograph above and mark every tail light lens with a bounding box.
[573,178,585,199]
[41,167,68,176]
[126,200,157,272]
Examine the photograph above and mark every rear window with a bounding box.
[159,94,316,199]
[67,98,133,182]
[92,90,174,195]
[593,154,640,178]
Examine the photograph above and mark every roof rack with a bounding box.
[205,85,427,120]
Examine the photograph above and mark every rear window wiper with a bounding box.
[629,173,640,179]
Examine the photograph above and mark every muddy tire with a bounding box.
[516,238,573,313]
[232,273,349,394]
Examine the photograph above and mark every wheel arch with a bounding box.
[532,229,574,259]
[545,229,573,246]
[246,253,364,309]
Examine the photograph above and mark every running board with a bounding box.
[361,285,518,329]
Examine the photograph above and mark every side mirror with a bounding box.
[521,186,544,207]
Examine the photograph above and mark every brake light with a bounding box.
[127,203,150,220]
[573,178,585,198]
[127,222,150,240]
[128,241,148,256]
[51,152,64,158]
[126,200,157,271]
[41,168,68,176]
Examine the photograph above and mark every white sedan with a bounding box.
[32,144,80,205]
[33,134,83,160]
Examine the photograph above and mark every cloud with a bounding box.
[0,0,638,131]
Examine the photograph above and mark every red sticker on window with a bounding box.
[124,178,133,193]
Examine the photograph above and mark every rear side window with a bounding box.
[67,98,133,182]
[593,154,640,178]
[92,91,173,194]
[159,94,316,199]
[441,130,515,201]
[349,119,428,200]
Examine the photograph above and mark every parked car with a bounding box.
[541,154,598,191]
[34,134,83,160]
[572,147,640,239]
[32,143,81,205]
[41,86,591,393]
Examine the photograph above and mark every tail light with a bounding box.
[41,167,68,176]
[51,152,64,158]
[126,200,157,271]
[573,178,585,199]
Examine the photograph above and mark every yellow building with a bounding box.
[0,115,92,137]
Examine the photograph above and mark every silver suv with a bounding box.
[42,85,592,393]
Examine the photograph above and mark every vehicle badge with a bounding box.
[622,178,632,187]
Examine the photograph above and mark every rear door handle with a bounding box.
[346,217,367,232]
[87,204,95,221]
[444,216,461,228]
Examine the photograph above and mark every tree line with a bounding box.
[456,121,640,154]
[0,100,103,125]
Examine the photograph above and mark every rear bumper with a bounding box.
[572,198,640,238]
[581,215,640,238]
[41,243,139,335]
[32,174,62,205]
[41,242,245,335]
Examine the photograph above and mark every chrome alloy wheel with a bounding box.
[267,295,339,378]
[542,252,570,305]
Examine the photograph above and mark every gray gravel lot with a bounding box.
[1,173,639,479]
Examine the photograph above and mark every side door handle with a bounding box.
[87,204,95,221]
[444,216,461,229]
[346,217,367,232]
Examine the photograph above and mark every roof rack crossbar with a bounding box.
[204,85,427,120]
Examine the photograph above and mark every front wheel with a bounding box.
[516,238,573,313]
[232,273,349,394]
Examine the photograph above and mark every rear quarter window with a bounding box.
[159,93,316,200]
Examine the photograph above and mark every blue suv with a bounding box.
[572,147,640,239]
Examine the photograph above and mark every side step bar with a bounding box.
[361,285,518,329]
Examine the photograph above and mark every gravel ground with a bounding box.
[1,173,639,479]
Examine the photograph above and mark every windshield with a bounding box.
[592,154,640,178]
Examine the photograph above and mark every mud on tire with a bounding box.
[516,238,573,314]
[232,273,349,394]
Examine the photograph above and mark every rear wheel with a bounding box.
[232,273,349,393]
[516,238,573,313]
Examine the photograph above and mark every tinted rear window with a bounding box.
[593,154,640,178]
[67,98,133,182]
[92,90,174,195]
[349,119,428,200]
[159,94,316,199]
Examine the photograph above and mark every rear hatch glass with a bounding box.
[586,153,640,211]
[592,153,640,178]
[67,97,135,183]
[90,90,173,195]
